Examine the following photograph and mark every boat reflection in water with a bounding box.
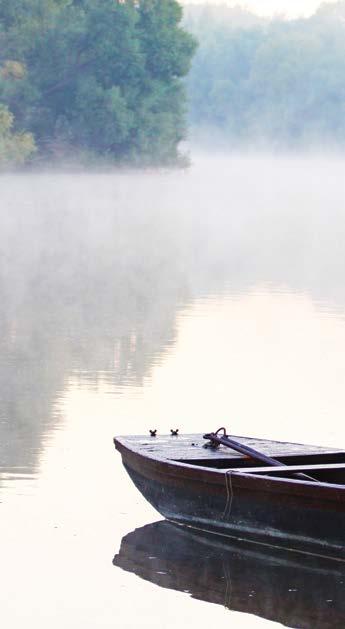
[113,520,345,628]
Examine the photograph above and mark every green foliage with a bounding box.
[0,0,196,165]
[0,103,36,166]
[138,0,196,80]
[184,2,345,148]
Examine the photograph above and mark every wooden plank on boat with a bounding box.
[234,463,345,474]
[117,433,345,462]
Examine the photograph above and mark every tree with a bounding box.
[0,0,197,164]
[0,103,36,166]
[184,2,345,148]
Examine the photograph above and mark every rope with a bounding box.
[222,469,234,520]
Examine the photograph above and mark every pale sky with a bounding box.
[183,0,335,19]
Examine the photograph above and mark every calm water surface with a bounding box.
[1,155,345,628]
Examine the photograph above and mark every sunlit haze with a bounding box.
[183,0,334,18]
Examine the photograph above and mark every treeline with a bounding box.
[184,2,345,149]
[0,0,196,167]
[4,1,345,166]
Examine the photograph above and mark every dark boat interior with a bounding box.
[176,452,345,483]
[116,433,345,485]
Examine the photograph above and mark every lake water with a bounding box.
[1,154,345,628]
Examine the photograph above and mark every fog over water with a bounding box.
[2,153,345,628]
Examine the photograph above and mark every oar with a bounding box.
[203,429,318,482]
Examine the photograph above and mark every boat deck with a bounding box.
[115,433,345,468]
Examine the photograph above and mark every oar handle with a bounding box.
[203,432,317,483]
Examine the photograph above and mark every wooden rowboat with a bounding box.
[114,431,345,559]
